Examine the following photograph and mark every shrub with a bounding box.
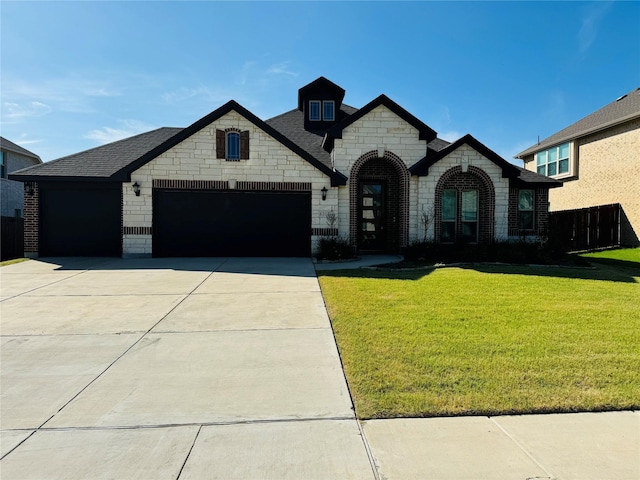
[403,239,575,265]
[316,236,356,261]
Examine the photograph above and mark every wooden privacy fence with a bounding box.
[1,216,24,261]
[549,203,620,251]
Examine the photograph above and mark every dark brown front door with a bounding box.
[359,182,385,251]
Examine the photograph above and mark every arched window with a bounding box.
[226,132,240,160]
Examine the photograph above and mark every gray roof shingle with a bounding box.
[517,87,640,158]
[10,128,182,180]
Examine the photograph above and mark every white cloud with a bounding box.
[85,120,157,145]
[438,130,463,142]
[579,1,613,55]
[3,101,52,119]
[266,62,298,77]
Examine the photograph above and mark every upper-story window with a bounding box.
[309,101,321,121]
[309,100,335,121]
[216,129,249,161]
[536,143,570,177]
[323,101,335,121]
[0,151,5,178]
[226,132,240,160]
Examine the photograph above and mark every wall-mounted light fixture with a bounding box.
[25,182,35,196]
[132,181,141,197]
[321,186,328,201]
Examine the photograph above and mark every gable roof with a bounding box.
[322,94,438,152]
[113,100,348,186]
[0,137,41,162]
[410,134,561,187]
[517,87,640,158]
[10,101,350,186]
[9,128,181,182]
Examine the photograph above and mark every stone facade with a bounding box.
[523,119,640,245]
[123,111,332,256]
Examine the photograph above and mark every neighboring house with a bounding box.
[10,77,559,258]
[517,88,640,246]
[1,137,42,218]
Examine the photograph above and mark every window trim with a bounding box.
[535,142,573,179]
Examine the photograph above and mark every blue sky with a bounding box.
[2,1,639,164]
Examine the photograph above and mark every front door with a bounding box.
[359,182,386,251]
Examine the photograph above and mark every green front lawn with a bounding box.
[319,250,640,419]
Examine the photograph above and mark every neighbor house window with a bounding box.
[518,190,535,230]
[216,129,249,161]
[0,151,5,178]
[536,143,570,177]
[441,189,457,242]
[461,190,478,243]
[309,101,321,121]
[323,101,335,121]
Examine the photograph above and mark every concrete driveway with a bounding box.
[0,257,375,479]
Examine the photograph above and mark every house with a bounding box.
[1,137,42,218]
[10,77,559,258]
[1,137,41,260]
[516,88,640,246]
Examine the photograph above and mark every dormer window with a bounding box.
[308,100,335,121]
[309,101,321,121]
[323,101,335,121]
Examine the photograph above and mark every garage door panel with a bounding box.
[39,185,121,257]
[153,190,310,257]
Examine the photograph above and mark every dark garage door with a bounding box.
[153,189,311,257]
[39,183,122,257]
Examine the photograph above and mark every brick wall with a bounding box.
[507,186,549,238]
[415,144,510,243]
[23,182,38,256]
[433,165,495,244]
[523,120,640,245]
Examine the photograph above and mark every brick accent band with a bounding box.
[153,179,228,190]
[312,228,339,236]
[152,179,311,192]
[236,181,312,191]
[123,226,152,235]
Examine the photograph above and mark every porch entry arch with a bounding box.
[349,150,410,252]
[434,165,496,244]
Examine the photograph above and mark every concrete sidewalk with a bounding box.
[1,257,638,479]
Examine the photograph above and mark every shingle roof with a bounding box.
[9,128,182,181]
[265,105,358,169]
[0,137,41,162]
[517,87,640,158]
[410,134,561,187]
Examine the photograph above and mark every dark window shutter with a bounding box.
[240,131,249,159]
[216,129,225,158]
